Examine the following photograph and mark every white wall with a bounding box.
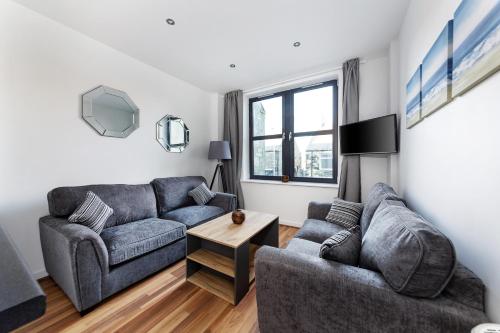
[0,1,219,278]
[241,56,392,226]
[397,0,500,321]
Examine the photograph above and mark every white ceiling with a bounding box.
[15,0,410,93]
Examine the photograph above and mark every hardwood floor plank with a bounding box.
[13,225,298,333]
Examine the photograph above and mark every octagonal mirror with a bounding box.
[82,85,139,138]
[156,115,189,152]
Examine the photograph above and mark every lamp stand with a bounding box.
[209,160,227,192]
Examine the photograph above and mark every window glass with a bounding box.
[252,139,282,176]
[252,96,282,136]
[293,135,333,178]
[294,86,333,133]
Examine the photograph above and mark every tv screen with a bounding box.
[340,114,398,155]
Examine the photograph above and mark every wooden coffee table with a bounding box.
[186,210,279,305]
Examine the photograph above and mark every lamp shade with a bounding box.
[208,141,231,160]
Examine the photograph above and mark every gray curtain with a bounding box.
[222,90,245,208]
[338,58,361,203]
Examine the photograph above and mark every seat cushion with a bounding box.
[162,205,225,229]
[100,218,186,266]
[47,184,157,228]
[360,203,456,298]
[294,219,345,244]
[286,238,321,257]
[151,176,207,215]
[359,182,405,236]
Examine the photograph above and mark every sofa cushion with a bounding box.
[360,203,456,298]
[151,176,206,215]
[442,263,485,312]
[294,219,345,244]
[100,218,186,266]
[359,182,405,236]
[325,198,364,229]
[188,182,216,205]
[68,191,113,234]
[286,238,321,257]
[319,226,361,266]
[162,205,225,229]
[47,184,157,228]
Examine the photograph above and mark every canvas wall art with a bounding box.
[406,65,422,128]
[422,21,453,117]
[452,0,500,97]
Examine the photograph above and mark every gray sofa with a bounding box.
[39,176,236,313]
[255,183,488,332]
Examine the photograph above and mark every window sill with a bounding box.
[241,179,338,189]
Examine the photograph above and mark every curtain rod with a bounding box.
[242,59,367,95]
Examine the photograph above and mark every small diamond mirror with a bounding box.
[156,115,189,152]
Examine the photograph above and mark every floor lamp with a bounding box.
[208,141,232,192]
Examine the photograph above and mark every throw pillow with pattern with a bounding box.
[319,226,361,265]
[68,191,113,234]
[188,182,216,205]
[325,198,364,229]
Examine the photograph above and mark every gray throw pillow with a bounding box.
[325,198,364,229]
[319,226,361,266]
[68,191,113,234]
[188,182,216,205]
[359,183,405,236]
[360,201,456,298]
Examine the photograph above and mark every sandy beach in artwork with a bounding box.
[453,45,500,96]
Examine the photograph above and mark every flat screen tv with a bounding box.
[340,114,398,155]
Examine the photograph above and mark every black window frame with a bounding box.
[249,80,338,184]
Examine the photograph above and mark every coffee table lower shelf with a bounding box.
[186,244,260,305]
[187,269,235,304]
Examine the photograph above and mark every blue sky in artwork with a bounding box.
[422,22,451,95]
[406,66,421,113]
[453,0,500,69]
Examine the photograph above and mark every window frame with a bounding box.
[249,80,338,184]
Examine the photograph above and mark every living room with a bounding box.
[0,0,499,332]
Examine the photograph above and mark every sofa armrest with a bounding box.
[210,192,237,212]
[39,216,109,311]
[255,246,487,333]
[307,201,331,220]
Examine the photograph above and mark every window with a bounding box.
[249,80,338,183]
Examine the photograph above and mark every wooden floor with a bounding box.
[15,225,297,333]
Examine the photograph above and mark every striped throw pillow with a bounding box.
[188,182,216,205]
[325,198,364,229]
[68,191,113,234]
[319,226,361,265]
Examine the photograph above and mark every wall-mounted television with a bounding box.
[340,114,398,155]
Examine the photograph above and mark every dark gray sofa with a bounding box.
[39,176,236,313]
[255,183,488,332]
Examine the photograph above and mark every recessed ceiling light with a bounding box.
[229,64,236,68]
[293,41,301,47]
[166,18,175,25]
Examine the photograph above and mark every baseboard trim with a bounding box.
[279,219,303,228]
[33,269,48,280]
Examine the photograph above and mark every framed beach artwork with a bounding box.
[421,21,453,117]
[406,65,422,129]
[452,0,500,97]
